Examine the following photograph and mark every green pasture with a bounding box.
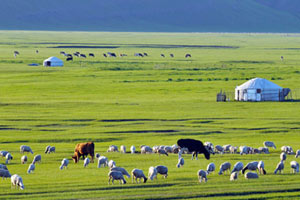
[0,31,300,199]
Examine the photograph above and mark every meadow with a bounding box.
[0,31,300,199]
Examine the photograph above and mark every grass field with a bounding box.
[1,31,300,199]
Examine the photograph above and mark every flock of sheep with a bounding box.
[1,141,300,190]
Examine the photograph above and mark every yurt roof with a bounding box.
[236,78,282,90]
[44,57,63,62]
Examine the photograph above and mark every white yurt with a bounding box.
[43,57,63,67]
[235,78,290,102]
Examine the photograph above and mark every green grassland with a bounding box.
[0,31,300,199]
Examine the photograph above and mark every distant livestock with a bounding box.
[197,170,207,183]
[134,53,144,57]
[160,54,165,57]
[89,53,95,57]
[60,158,69,170]
[45,146,55,154]
[20,145,33,154]
[79,54,86,58]
[72,142,95,163]
[264,141,276,149]
[131,169,147,183]
[66,57,73,61]
[108,171,126,184]
[177,139,210,160]
[11,174,24,190]
[185,54,192,58]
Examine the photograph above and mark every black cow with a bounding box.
[80,54,86,58]
[185,54,192,58]
[89,53,95,57]
[66,57,73,61]
[177,139,210,160]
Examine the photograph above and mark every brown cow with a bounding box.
[72,142,95,163]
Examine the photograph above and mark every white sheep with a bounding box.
[108,171,126,184]
[11,174,24,190]
[131,168,148,183]
[290,161,299,173]
[281,146,293,154]
[204,142,215,154]
[178,147,189,157]
[21,155,27,164]
[252,148,261,154]
[157,149,168,156]
[32,154,41,164]
[46,146,55,154]
[177,157,184,168]
[45,145,51,153]
[206,163,215,174]
[59,158,69,170]
[223,144,232,153]
[274,160,284,174]
[240,146,250,155]
[0,164,8,170]
[5,153,13,164]
[110,167,131,178]
[120,145,126,154]
[295,150,300,158]
[27,163,35,174]
[231,162,244,174]
[172,144,180,153]
[141,146,153,154]
[0,169,11,179]
[155,165,168,178]
[244,172,259,179]
[263,141,276,149]
[219,162,231,175]
[97,156,108,168]
[229,146,238,154]
[148,166,158,180]
[214,145,224,154]
[0,150,8,158]
[95,153,100,160]
[242,161,259,174]
[197,170,207,183]
[230,172,238,181]
[164,146,172,153]
[130,145,136,154]
[258,147,269,154]
[84,157,90,168]
[258,161,266,175]
[107,145,119,152]
[280,152,287,161]
[20,145,33,154]
[108,160,116,168]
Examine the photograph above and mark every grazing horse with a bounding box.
[177,139,210,160]
[72,142,95,163]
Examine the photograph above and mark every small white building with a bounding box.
[43,57,63,67]
[235,78,290,102]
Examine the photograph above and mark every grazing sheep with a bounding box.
[59,158,69,170]
[45,145,51,153]
[258,147,269,154]
[97,156,108,168]
[240,146,250,155]
[32,154,41,164]
[0,151,9,158]
[27,163,35,174]
[141,146,153,154]
[11,174,24,190]
[48,146,56,154]
[130,146,136,154]
[206,163,215,174]
[107,145,119,152]
[0,164,8,170]
[84,157,90,168]
[0,169,11,179]
[280,152,287,161]
[204,142,215,155]
[20,145,33,154]
[281,146,294,154]
[229,146,238,154]
[152,146,159,153]
[219,162,231,175]
[131,169,147,183]
[244,172,259,179]
[214,145,224,154]
[242,161,258,174]
[230,172,238,181]
[5,153,13,164]
[197,170,207,183]
[252,148,261,154]
[223,144,232,153]
[95,153,100,160]
[274,160,284,174]
[231,162,244,174]
[290,161,299,173]
[155,165,168,178]
[148,166,158,180]
[164,146,173,153]
[21,155,27,164]
[295,150,300,158]
[157,149,168,156]
[108,171,126,184]
[120,145,126,154]
[172,144,180,153]
[111,167,131,178]
[177,157,184,168]
[258,161,266,175]
[264,141,276,149]
[108,160,116,168]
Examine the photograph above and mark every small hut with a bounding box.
[43,57,63,67]
[235,78,290,102]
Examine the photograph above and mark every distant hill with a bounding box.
[1,0,300,32]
